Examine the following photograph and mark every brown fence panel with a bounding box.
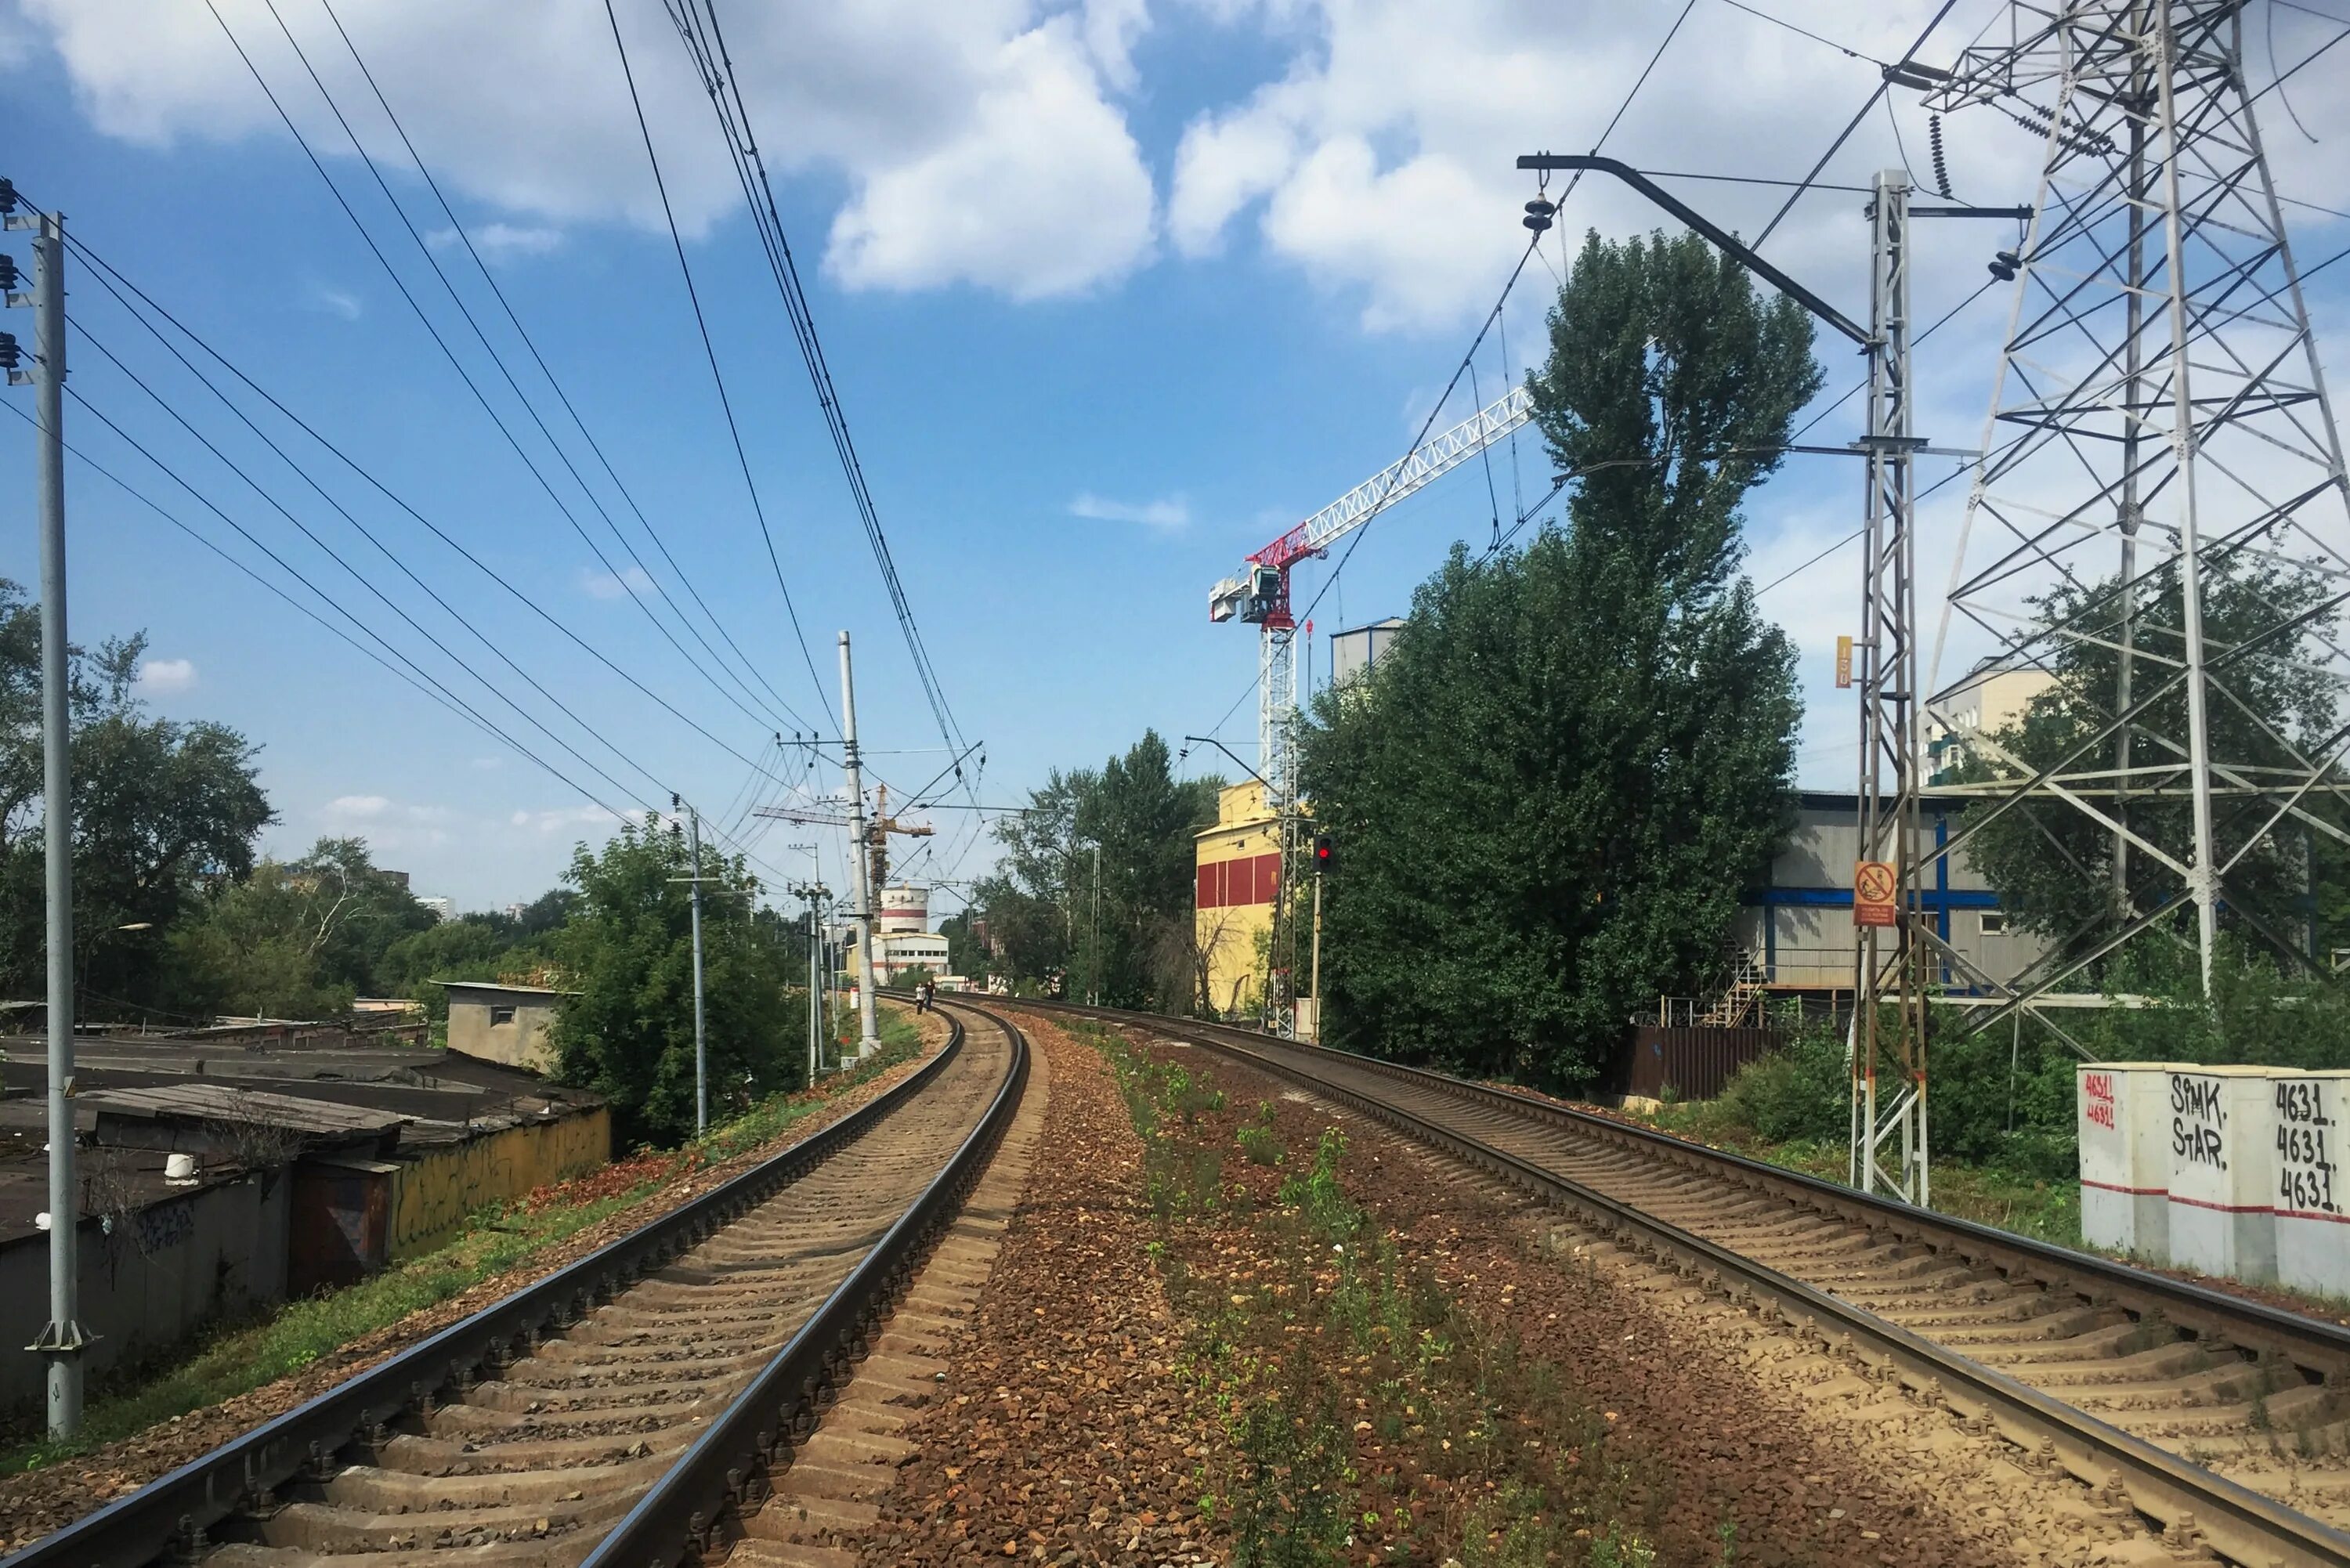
[1623,1025,1784,1101]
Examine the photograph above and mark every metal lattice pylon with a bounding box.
[1922,1,2350,1032]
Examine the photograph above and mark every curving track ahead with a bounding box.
[1022,999,2350,1568]
[2,1000,1028,1568]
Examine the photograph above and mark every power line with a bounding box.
[597,0,837,725]
[200,0,817,744]
[250,0,816,738]
[1716,0,1889,65]
[1284,0,1701,643]
[0,395,639,824]
[306,0,823,735]
[59,229,817,797]
[663,0,973,782]
[1752,0,1959,250]
[73,320,668,813]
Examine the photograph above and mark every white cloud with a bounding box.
[303,282,361,320]
[134,656,197,695]
[318,793,453,849]
[1166,2,2066,332]
[580,564,655,601]
[1070,490,1189,529]
[15,0,1155,302]
[1081,0,1151,92]
[425,221,563,263]
[510,804,620,835]
[825,17,1155,299]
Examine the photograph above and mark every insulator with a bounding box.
[0,254,15,291]
[1929,113,1952,200]
[1524,198,1556,219]
[0,332,18,370]
[1987,258,2017,283]
[1522,213,1553,233]
[0,179,14,215]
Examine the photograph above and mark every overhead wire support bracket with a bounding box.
[1514,154,1870,344]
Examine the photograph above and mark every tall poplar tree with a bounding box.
[1300,230,1818,1085]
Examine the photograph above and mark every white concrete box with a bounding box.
[2166,1066,2283,1284]
[2077,1063,2183,1263]
[2274,1070,2350,1299]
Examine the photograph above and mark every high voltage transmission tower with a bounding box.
[1922,3,2350,1037]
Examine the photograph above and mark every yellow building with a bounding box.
[1195,782,1286,1016]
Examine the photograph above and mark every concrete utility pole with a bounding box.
[671,797,710,1136]
[786,844,820,1083]
[838,632,881,1059]
[6,194,88,1439]
[689,808,707,1135]
[1088,843,1101,1006]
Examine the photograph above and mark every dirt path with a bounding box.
[1126,1024,2105,1568]
[858,1010,1224,1566]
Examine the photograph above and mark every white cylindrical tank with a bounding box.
[877,884,929,934]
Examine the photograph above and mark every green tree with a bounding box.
[548,816,803,1147]
[168,837,436,1019]
[1300,229,1817,1086]
[381,915,525,1021]
[1953,559,2342,965]
[0,580,273,1018]
[971,768,1092,989]
[971,733,1219,1007]
[1073,731,1220,1008]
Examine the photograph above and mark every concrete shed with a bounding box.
[437,981,575,1074]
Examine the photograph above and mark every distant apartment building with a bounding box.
[1925,660,2057,783]
[418,896,454,922]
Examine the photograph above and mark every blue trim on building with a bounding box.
[1743,885,1999,911]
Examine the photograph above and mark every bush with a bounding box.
[1716,1028,1846,1144]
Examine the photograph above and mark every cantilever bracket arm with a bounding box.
[1515,154,1871,346]
[1182,735,1277,795]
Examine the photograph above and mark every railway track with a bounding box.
[1020,999,2350,1568]
[2,1000,1027,1568]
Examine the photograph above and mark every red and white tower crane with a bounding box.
[1209,383,1533,804]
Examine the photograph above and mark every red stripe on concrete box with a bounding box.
[2081,1178,2169,1198]
[2165,1194,2274,1215]
[1197,863,1218,909]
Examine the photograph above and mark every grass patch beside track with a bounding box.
[0,1012,927,1476]
[1076,1018,1668,1567]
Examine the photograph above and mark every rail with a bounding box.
[2,1006,1018,1568]
[581,999,1028,1568]
[1009,999,2350,1568]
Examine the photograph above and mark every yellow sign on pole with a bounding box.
[1835,634,1854,688]
[1853,861,1897,927]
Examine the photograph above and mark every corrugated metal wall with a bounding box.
[1623,1025,1784,1101]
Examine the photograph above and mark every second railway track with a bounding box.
[1022,999,2350,1568]
[3,999,1027,1568]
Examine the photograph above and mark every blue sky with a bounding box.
[3,0,2348,913]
